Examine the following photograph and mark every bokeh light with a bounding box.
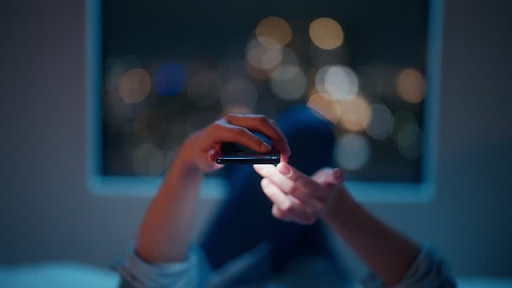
[396,122,420,147]
[334,133,371,171]
[315,65,359,100]
[270,65,307,101]
[338,95,372,131]
[132,143,166,176]
[309,17,344,50]
[396,68,426,103]
[393,113,422,160]
[398,131,422,160]
[307,92,341,124]
[187,70,223,107]
[246,37,283,71]
[220,78,258,110]
[118,68,151,104]
[153,62,186,97]
[365,104,394,140]
[391,110,422,160]
[392,110,417,143]
[221,105,253,116]
[256,16,293,48]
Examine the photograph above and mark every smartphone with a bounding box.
[216,134,280,165]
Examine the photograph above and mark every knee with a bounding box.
[276,105,336,175]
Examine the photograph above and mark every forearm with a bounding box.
[136,138,203,263]
[324,187,420,286]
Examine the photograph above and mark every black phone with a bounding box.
[216,134,280,165]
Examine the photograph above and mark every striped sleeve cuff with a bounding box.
[362,246,456,288]
[112,247,208,288]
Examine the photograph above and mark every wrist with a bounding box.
[323,185,354,226]
[172,136,203,176]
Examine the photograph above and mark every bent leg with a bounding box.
[201,106,336,271]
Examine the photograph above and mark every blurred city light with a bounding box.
[307,92,341,124]
[365,103,394,140]
[338,95,372,132]
[246,37,283,71]
[118,68,151,104]
[396,68,426,103]
[280,47,300,66]
[187,70,223,107]
[393,112,422,160]
[220,105,253,116]
[153,62,186,97]
[99,1,430,180]
[396,122,420,147]
[398,134,422,160]
[309,17,344,50]
[334,133,371,171]
[315,65,359,100]
[392,110,420,159]
[220,78,258,110]
[256,16,293,48]
[270,65,307,101]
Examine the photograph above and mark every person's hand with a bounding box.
[254,163,344,225]
[183,113,291,172]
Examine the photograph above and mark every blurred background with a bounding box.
[99,0,426,181]
[1,0,511,286]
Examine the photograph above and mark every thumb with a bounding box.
[207,149,224,171]
[312,168,344,185]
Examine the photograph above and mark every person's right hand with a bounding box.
[183,113,291,172]
[254,163,345,225]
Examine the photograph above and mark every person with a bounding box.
[113,109,455,287]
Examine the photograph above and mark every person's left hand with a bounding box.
[253,163,345,225]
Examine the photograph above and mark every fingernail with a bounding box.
[333,168,343,180]
[261,142,271,151]
[277,162,291,176]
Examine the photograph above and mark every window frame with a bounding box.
[86,0,445,202]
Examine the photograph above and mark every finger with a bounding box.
[254,164,295,193]
[275,162,320,196]
[268,119,292,160]
[211,122,271,153]
[262,176,324,215]
[254,164,320,203]
[261,178,293,212]
[224,114,291,157]
[270,196,317,225]
[312,168,345,185]
[208,149,224,170]
[283,196,318,225]
[271,205,291,221]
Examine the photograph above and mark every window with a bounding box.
[87,0,444,201]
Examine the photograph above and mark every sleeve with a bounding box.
[112,247,210,288]
[362,246,456,288]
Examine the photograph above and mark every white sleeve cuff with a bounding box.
[362,245,455,288]
[112,247,209,288]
